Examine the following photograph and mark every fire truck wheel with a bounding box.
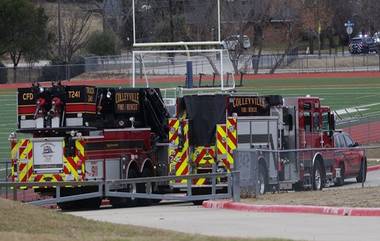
[258,162,268,195]
[57,202,75,211]
[110,168,139,208]
[356,159,367,183]
[57,187,102,210]
[83,198,102,209]
[335,163,345,186]
[312,161,323,190]
[191,188,209,205]
[58,197,101,211]
[138,167,160,205]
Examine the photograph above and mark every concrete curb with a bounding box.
[368,164,380,172]
[203,200,380,217]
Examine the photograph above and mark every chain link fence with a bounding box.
[1,53,380,84]
[235,145,380,197]
[0,160,11,198]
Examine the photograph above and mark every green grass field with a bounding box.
[1,76,380,163]
[0,89,17,169]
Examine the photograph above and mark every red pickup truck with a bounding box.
[332,132,367,186]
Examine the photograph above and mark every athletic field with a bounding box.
[1,72,380,163]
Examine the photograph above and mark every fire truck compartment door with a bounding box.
[85,159,104,180]
[236,116,279,150]
[236,117,279,184]
[32,138,64,173]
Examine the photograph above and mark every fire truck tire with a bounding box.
[191,188,210,205]
[57,202,75,211]
[58,197,102,211]
[57,187,102,210]
[258,162,268,195]
[356,159,367,183]
[335,163,345,186]
[83,198,102,209]
[312,161,324,190]
[109,168,139,208]
[138,167,161,205]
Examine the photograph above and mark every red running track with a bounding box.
[343,121,380,144]
[2,71,380,90]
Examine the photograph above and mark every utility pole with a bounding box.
[58,0,62,59]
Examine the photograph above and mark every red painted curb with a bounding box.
[203,200,380,217]
[368,164,380,172]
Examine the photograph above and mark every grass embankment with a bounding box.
[243,187,380,208]
[0,198,291,241]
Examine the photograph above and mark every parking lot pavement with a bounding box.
[70,202,380,241]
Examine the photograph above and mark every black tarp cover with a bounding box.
[183,95,227,146]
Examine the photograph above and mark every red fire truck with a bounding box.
[11,83,171,209]
[9,84,366,208]
[168,94,367,195]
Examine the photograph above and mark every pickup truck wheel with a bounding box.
[312,161,323,190]
[356,160,367,183]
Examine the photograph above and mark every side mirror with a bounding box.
[329,113,335,131]
[288,114,293,131]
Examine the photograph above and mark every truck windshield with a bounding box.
[322,112,329,130]
[304,112,311,132]
[313,112,320,131]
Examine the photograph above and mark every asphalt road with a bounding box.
[69,170,380,241]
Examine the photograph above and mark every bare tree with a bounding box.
[221,0,274,74]
[60,10,92,63]
[269,0,303,74]
[89,0,126,34]
[330,0,355,54]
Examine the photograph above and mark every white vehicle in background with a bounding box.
[221,35,251,50]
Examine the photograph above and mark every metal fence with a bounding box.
[0,160,11,198]
[0,171,240,205]
[2,53,380,84]
[234,145,380,197]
